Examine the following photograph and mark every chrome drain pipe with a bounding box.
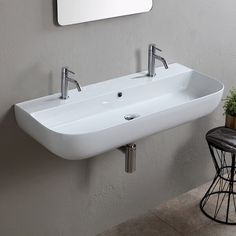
[119,143,136,173]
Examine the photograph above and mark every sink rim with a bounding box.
[15,63,224,116]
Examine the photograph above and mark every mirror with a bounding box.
[57,0,153,26]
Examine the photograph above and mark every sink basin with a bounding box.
[15,63,224,160]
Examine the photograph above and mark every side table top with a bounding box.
[206,127,236,153]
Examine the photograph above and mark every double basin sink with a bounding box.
[15,63,224,160]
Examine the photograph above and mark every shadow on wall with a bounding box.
[0,106,91,192]
[167,113,220,192]
[52,0,58,26]
[41,0,59,28]
[135,49,142,73]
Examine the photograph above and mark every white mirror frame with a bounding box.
[57,0,153,26]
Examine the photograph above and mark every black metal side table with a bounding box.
[200,127,236,225]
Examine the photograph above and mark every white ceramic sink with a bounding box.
[15,63,224,160]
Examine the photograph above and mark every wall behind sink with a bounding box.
[0,0,233,235]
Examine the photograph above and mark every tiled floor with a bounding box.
[98,182,236,236]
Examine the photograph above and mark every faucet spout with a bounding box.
[154,55,169,69]
[66,77,82,92]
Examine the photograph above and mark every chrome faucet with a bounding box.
[60,67,81,99]
[147,44,168,77]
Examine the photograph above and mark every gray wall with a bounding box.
[0,0,232,235]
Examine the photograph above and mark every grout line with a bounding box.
[152,214,185,236]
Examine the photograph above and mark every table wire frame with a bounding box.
[200,143,236,224]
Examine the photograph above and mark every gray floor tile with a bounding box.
[152,191,213,235]
[98,212,181,236]
[188,222,236,236]
[99,181,236,236]
[188,182,211,199]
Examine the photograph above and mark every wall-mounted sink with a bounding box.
[15,63,224,160]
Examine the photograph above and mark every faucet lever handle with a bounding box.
[153,46,162,52]
[149,44,162,53]
[62,67,75,75]
[67,69,75,75]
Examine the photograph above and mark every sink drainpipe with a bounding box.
[119,143,136,173]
